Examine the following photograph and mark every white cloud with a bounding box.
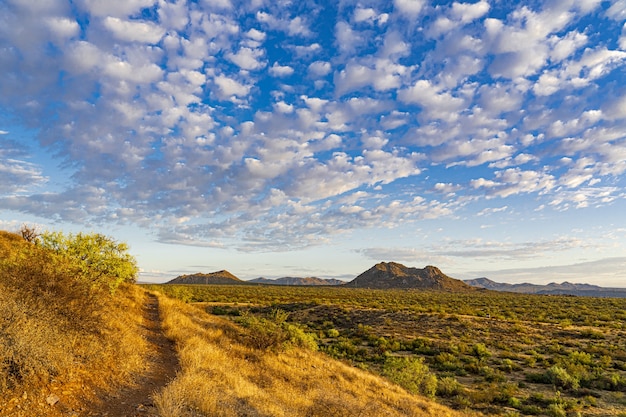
[335,21,363,55]
[102,16,165,43]
[353,7,389,26]
[394,0,425,17]
[45,16,80,40]
[225,47,266,70]
[213,74,251,98]
[268,62,294,77]
[246,28,266,42]
[0,158,47,194]
[398,79,466,121]
[471,168,556,198]
[256,11,310,37]
[308,61,331,77]
[450,0,490,23]
[607,0,626,20]
[533,47,626,96]
[335,59,408,96]
[78,0,157,17]
[274,101,294,114]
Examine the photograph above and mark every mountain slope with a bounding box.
[248,276,344,285]
[347,262,473,291]
[167,270,243,285]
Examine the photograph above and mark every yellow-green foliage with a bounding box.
[152,291,472,417]
[0,230,147,415]
[37,230,138,293]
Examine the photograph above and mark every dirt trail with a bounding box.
[87,292,179,417]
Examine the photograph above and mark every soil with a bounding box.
[85,292,179,417]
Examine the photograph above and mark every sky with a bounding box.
[1,0,626,286]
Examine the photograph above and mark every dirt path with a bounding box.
[87,293,179,417]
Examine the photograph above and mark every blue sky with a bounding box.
[1,0,626,285]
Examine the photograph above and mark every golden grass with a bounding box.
[153,292,478,417]
[0,231,149,416]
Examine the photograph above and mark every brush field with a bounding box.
[147,284,626,416]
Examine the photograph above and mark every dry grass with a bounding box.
[153,292,477,417]
[0,231,149,416]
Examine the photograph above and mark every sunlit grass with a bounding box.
[0,231,149,416]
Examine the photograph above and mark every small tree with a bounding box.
[19,224,39,243]
[38,231,138,293]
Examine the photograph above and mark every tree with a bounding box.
[38,231,138,293]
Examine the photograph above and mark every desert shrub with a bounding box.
[546,365,580,390]
[326,328,340,338]
[285,324,318,351]
[382,356,437,398]
[434,352,461,371]
[472,343,491,360]
[239,309,317,351]
[239,311,289,350]
[37,230,138,293]
[437,376,464,397]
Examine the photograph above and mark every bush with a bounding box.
[437,376,464,397]
[38,231,138,293]
[546,365,580,390]
[239,309,318,351]
[382,356,437,398]
[326,328,340,338]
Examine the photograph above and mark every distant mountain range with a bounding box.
[465,277,626,298]
[166,271,343,286]
[247,276,344,286]
[345,262,474,291]
[165,265,625,297]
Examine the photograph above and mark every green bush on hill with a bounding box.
[37,230,138,293]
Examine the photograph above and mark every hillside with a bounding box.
[465,277,626,297]
[248,276,344,285]
[0,230,152,416]
[347,262,473,291]
[167,270,243,285]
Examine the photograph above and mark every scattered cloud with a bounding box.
[0,0,625,267]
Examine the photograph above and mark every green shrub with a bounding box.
[546,365,580,390]
[38,231,138,293]
[382,356,437,398]
[326,328,340,338]
[285,324,318,351]
[472,343,491,360]
[437,376,464,397]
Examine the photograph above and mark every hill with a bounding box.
[248,276,344,285]
[0,230,150,416]
[167,270,243,285]
[465,277,626,297]
[347,262,473,291]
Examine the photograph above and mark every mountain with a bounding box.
[347,262,473,291]
[167,270,243,285]
[464,278,626,298]
[248,277,344,286]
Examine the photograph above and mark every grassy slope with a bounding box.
[0,231,148,416]
[153,292,476,417]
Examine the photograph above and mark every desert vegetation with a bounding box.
[0,228,146,416]
[151,290,470,417]
[148,284,626,416]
